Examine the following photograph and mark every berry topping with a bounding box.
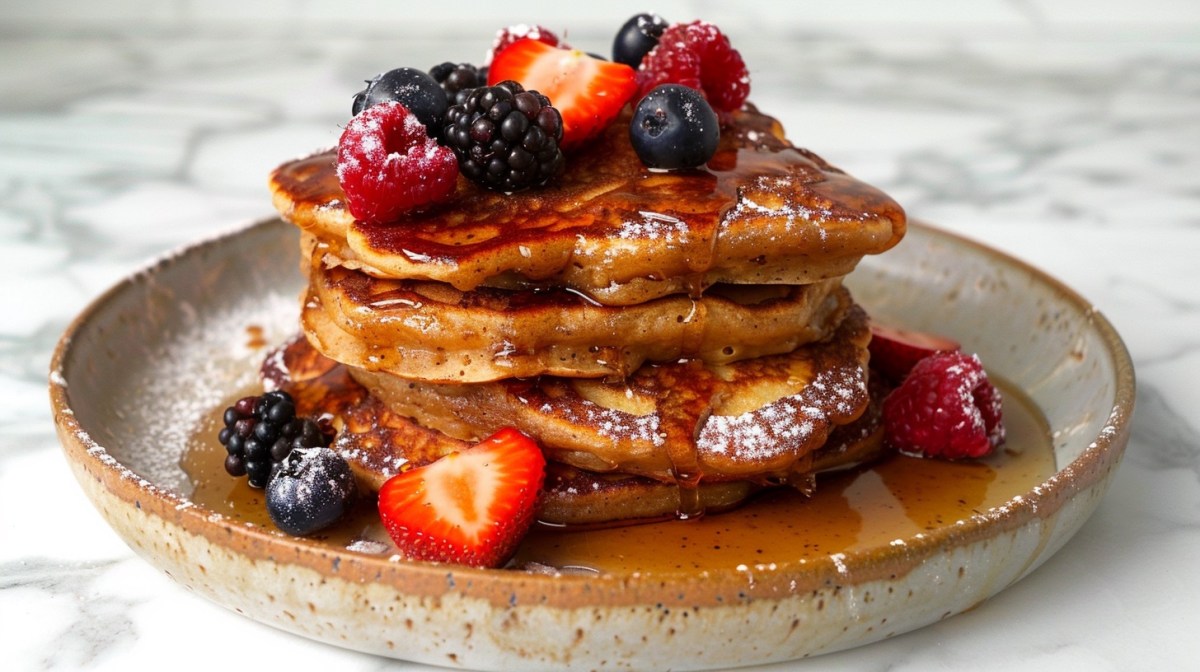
[869,322,962,385]
[485,23,564,66]
[636,20,750,114]
[351,67,449,132]
[488,39,638,150]
[377,427,546,568]
[429,61,486,103]
[612,12,669,68]
[266,447,357,536]
[336,101,459,223]
[630,84,719,169]
[442,80,565,192]
[218,390,332,488]
[882,351,1006,460]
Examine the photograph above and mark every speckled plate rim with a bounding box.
[49,217,1135,671]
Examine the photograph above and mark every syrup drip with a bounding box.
[650,360,723,519]
[512,380,1055,573]
[272,107,905,305]
[180,374,1054,575]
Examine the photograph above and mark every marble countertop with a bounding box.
[4,1,1199,669]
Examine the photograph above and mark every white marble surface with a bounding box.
[4,1,1199,669]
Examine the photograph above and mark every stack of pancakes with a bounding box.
[268,105,906,526]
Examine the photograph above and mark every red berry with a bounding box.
[377,427,546,568]
[868,322,961,384]
[636,21,750,113]
[335,101,458,224]
[882,351,1006,460]
[485,23,564,65]
[488,40,637,150]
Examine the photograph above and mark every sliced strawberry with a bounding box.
[377,427,546,568]
[488,39,637,150]
[869,322,961,384]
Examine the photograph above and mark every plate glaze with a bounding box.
[50,218,1134,671]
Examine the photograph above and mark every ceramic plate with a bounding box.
[50,218,1134,671]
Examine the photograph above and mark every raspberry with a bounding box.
[336,101,458,223]
[485,23,564,66]
[882,351,1006,460]
[636,21,750,114]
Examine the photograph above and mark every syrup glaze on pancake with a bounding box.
[260,334,465,481]
[271,106,906,306]
[350,305,873,498]
[261,334,887,526]
[305,245,851,382]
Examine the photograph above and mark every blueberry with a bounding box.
[629,84,720,170]
[612,13,668,68]
[352,67,448,133]
[266,447,356,536]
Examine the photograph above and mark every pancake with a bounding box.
[304,244,852,383]
[261,333,886,526]
[271,105,906,306]
[349,305,872,483]
[266,94,905,528]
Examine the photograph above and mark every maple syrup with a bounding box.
[270,106,905,306]
[180,372,1053,574]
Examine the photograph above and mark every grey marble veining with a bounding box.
[4,1,1200,669]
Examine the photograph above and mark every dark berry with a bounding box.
[352,67,448,133]
[266,447,357,536]
[442,80,564,192]
[630,84,720,169]
[217,390,333,488]
[429,62,486,101]
[612,12,668,68]
[224,454,245,477]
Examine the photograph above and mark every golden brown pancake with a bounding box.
[304,245,851,383]
[261,334,886,526]
[349,305,872,484]
[265,98,906,526]
[270,106,905,306]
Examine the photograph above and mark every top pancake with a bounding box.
[270,105,906,306]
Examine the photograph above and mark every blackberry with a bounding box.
[429,62,486,104]
[218,390,332,488]
[441,80,565,192]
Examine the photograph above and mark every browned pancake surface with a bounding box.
[304,245,851,382]
[271,106,905,305]
[351,305,872,483]
[262,334,887,527]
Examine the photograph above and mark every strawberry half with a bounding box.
[488,39,637,150]
[869,322,961,385]
[377,427,546,568]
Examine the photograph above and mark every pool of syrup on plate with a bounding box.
[181,376,1054,574]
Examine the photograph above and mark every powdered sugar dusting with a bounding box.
[541,399,664,447]
[619,211,691,243]
[698,365,868,464]
[55,220,302,499]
